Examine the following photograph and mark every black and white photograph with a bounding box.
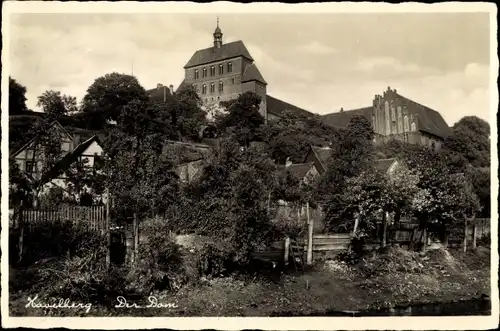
[1,1,498,330]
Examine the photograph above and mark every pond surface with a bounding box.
[347,298,491,316]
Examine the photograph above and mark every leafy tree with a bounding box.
[217,92,265,146]
[80,73,149,129]
[168,84,207,141]
[37,90,78,119]
[9,77,29,115]
[315,115,375,230]
[444,116,490,168]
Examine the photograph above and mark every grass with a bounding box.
[9,246,490,317]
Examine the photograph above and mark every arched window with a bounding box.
[219,81,224,92]
[218,64,224,75]
[384,101,391,135]
[210,66,215,76]
[411,121,416,132]
[202,68,207,78]
[227,62,233,73]
[194,69,199,80]
[202,84,207,94]
[210,83,215,93]
[404,115,409,132]
[397,106,403,133]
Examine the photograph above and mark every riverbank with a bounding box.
[9,246,490,316]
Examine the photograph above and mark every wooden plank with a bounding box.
[312,244,349,251]
[313,234,350,239]
[313,238,351,245]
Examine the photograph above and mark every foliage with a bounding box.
[127,217,187,294]
[315,116,375,230]
[64,157,106,206]
[444,116,490,168]
[9,159,34,210]
[464,166,491,218]
[80,73,149,129]
[37,90,78,119]
[9,77,29,115]
[171,84,207,141]
[258,112,339,164]
[217,92,265,146]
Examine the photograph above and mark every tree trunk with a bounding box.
[105,187,111,268]
[463,219,468,253]
[421,228,427,253]
[284,237,290,266]
[443,230,449,249]
[472,223,477,250]
[306,203,313,265]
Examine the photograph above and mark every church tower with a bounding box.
[213,17,223,49]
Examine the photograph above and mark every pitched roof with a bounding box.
[321,106,373,129]
[309,146,332,170]
[242,63,267,85]
[184,41,254,68]
[163,140,212,165]
[286,162,315,180]
[266,95,315,119]
[400,95,451,138]
[39,135,103,185]
[10,120,74,158]
[375,158,397,174]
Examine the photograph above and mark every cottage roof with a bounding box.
[164,140,212,165]
[184,40,254,69]
[307,145,332,171]
[10,120,74,158]
[242,63,267,85]
[375,158,398,174]
[266,95,315,119]
[286,162,315,181]
[39,135,103,185]
[321,107,373,129]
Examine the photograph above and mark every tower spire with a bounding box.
[213,16,223,49]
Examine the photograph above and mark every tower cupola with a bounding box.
[213,17,223,49]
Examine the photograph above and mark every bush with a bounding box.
[126,217,187,295]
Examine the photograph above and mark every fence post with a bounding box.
[306,202,313,265]
[18,208,24,263]
[284,237,290,266]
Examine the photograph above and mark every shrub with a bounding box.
[126,217,187,295]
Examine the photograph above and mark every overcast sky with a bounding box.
[8,12,492,126]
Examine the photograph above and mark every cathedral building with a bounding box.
[322,87,451,150]
[182,20,268,120]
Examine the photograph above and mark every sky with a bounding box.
[8,11,492,126]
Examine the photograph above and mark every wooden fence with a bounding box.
[19,205,107,232]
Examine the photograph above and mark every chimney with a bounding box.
[157,83,163,89]
[285,157,292,168]
[163,86,167,103]
[387,86,391,91]
[169,84,174,94]
[340,107,344,112]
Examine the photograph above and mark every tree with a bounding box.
[444,116,490,168]
[168,84,207,141]
[37,90,78,119]
[80,73,149,128]
[315,115,375,230]
[217,92,265,146]
[9,77,29,115]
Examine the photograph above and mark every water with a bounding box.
[273,298,491,316]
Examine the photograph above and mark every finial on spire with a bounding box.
[217,16,219,27]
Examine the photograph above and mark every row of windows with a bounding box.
[193,77,236,95]
[194,62,233,79]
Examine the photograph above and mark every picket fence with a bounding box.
[20,205,107,232]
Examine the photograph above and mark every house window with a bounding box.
[231,77,235,85]
[210,66,215,76]
[210,83,215,93]
[25,161,34,174]
[219,81,224,92]
[227,62,233,73]
[219,64,224,75]
[93,154,104,169]
[411,121,416,132]
[202,68,207,78]
[62,141,71,152]
[194,69,199,79]
[404,115,409,132]
[202,84,207,94]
